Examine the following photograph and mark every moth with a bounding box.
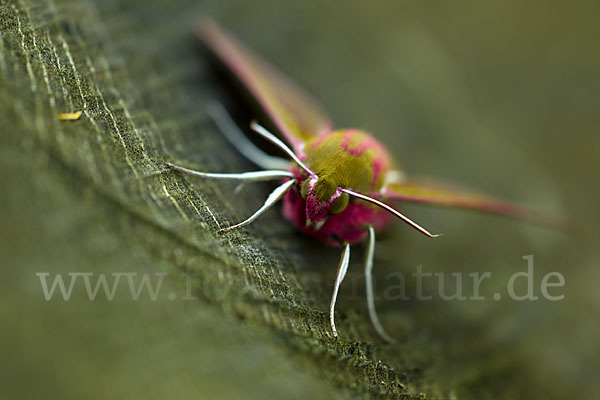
[166,20,540,342]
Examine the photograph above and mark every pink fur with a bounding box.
[371,158,383,189]
[340,130,365,156]
[338,130,390,190]
[309,134,328,150]
[305,192,330,222]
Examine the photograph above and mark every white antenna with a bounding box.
[341,188,441,238]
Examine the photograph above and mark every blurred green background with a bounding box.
[1,0,598,399]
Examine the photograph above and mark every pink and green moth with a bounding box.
[166,20,540,343]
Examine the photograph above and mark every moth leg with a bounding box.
[165,163,294,182]
[219,179,296,233]
[364,226,397,344]
[206,101,291,171]
[329,243,351,340]
[233,182,246,194]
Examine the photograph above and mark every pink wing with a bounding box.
[383,179,561,227]
[199,20,333,152]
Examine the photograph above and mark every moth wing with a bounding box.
[383,179,549,224]
[199,20,333,152]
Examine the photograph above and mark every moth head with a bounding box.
[300,177,350,229]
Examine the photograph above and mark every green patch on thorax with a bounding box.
[305,130,383,201]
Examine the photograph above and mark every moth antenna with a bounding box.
[364,226,397,344]
[219,179,296,233]
[340,188,442,238]
[250,121,316,178]
[165,163,294,181]
[330,243,351,340]
[206,102,291,171]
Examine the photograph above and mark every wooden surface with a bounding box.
[1,1,599,399]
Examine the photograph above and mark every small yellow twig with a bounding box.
[58,110,83,121]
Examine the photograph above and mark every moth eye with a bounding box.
[330,192,349,214]
[300,179,312,199]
